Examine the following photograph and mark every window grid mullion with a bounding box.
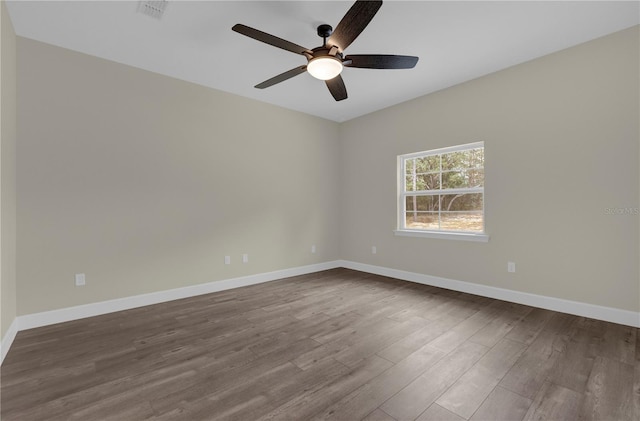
[403,187,484,196]
[438,154,442,230]
[412,158,417,223]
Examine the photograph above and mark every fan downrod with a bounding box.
[317,24,333,46]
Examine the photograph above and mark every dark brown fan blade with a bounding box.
[328,1,383,52]
[232,24,312,55]
[325,75,348,101]
[344,54,419,69]
[255,66,308,89]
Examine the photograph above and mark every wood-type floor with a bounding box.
[1,268,638,420]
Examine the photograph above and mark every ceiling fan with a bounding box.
[232,0,419,101]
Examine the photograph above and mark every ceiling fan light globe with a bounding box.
[307,56,343,80]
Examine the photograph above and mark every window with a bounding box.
[396,142,488,242]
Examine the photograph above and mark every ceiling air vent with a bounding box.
[137,1,168,20]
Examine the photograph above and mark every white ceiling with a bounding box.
[6,1,639,122]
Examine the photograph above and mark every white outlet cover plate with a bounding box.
[75,273,86,286]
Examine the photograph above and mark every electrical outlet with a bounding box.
[371,246,377,254]
[242,254,249,263]
[508,261,516,273]
[75,273,86,286]
[224,256,231,265]
[311,245,316,254]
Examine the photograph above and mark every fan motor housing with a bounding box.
[310,46,343,60]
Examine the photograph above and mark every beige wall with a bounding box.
[339,26,640,312]
[16,38,340,315]
[1,0,17,338]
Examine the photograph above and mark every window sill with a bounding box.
[394,229,490,242]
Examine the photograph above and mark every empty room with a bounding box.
[1,1,639,420]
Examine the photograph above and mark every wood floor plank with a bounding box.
[380,340,488,421]
[53,369,198,421]
[313,344,447,421]
[469,386,532,421]
[578,356,635,421]
[415,404,466,421]
[386,295,442,322]
[435,338,527,419]
[635,334,640,421]
[469,305,531,348]
[419,295,482,322]
[631,348,640,420]
[376,316,463,363]
[1,349,247,421]
[310,311,396,345]
[185,357,347,421]
[291,316,404,370]
[324,290,408,317]
[499,312,577,399]
[87,401,156,421]
[522,381,582,421]
[148,338,321,415]
[331,316,427,367]
[548,327,600,394]
[427,301,507,353]
[2,269,638,421]
[598,322,636,365]
[361,409,397,421]
[256,355,392,421]
[505,307,555,345]
[235,357,350,420]
[247,313,334,357]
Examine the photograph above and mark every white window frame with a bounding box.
[394,142,489,242]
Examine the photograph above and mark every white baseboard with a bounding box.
[3,259,638,365]
[1,317,19,364]
[338,260,640,328]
